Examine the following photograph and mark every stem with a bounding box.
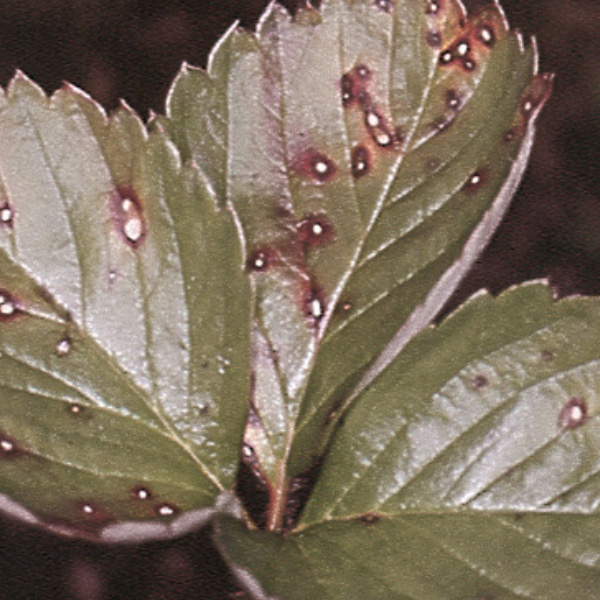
[265,469,290,532]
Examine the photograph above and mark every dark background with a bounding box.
[0,0,598,598]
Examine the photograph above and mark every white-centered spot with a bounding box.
[136,488,150,500]
[314,160,330,175]
[121,198,134,212]
[82,504,95,515]
[523,100,533,113]
[355,160,367,173]
[124,217,143,243]
[56,338,71,357]
[310,298,324,319]
[439,51,453,64]
[158,504,175,517]
[242,444,254,458]
[69,404,83,415]
[426,0,439,13]
[0,207,12,223]
[311,223,324,236]
[253,255,266,269]
[0,439,14,453]
[366,111,380,128]
[469,173,481,186]
[479,26,494,44]
[456,42,470,57]
[376,132,392,146]
[0,296,15,316]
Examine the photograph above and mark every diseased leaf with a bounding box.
[217,283,600,599]
[0,74,251,539]
[161,0,551,495]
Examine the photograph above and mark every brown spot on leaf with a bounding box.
[472,374,488,389]
[374,0,394,12]
[462,58,477,72]
[304,281,326,325]
[55,337,72,357]
[351,145,371,178]
[476,24,496,47]
[355,64,372,82]
[247,247,277,272]
[341,73,355,107]
[297,150,337,183]
[66,403,87,417]
[463,169,488,193]
[427,30,442,47]
[445,89,462,111]
[155,502,180,517]
[111,187,146,248]
[559,397,588,429]
[504,128,518,143]
[541,349,555,362]
[439,50,454,65]
[426,0,440,15]
[364,109,396,148]
[0,434,24,459]
[360,513,380,525]
[297,213,336,248]
[520,73,554,122]
[131,485,153,501]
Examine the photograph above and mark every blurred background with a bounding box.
[0,0,597,597]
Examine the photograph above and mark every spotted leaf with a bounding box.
[217,283,600,599]
[160,0,550,500]
[0,74,251,540]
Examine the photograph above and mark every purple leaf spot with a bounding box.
[351,145,371,178]
[559,397,588,429]
[297,214,336,248]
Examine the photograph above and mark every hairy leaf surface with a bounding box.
[162,0,551,486]
[0,75,251,538]
[217,284,600,599]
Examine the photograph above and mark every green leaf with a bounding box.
[161,0,551,489]
[0,74,251,539]
[216,283,600,599]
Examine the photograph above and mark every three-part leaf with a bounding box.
[217,284,600,599]
[0,75,251,538]
[162,0,551,491]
